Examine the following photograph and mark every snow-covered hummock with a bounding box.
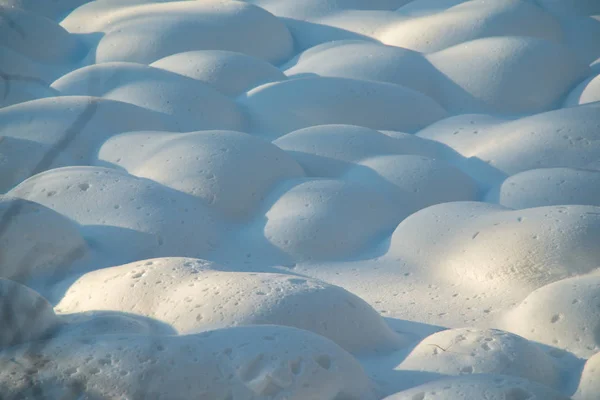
[51,62,245,132]
[61,0,294,65]
[240,77,449,138]
[502,274,600,358]
[7,167,227,264]
[387,202,600,294]
[417,103,600,175]
[397,328,562,389]
[55,257,408,354]
[382,374,570,400]
[150,50,287,97]
[564,72,600,106]
[0,196,87,281]
[576,351,600,400]
[2,0,600,399]
[0,278,60,348]
[96,130,305,219]
[0,325,378,400]
[486,168,600,208]
[0,96,177,192]
[386,0,564,51]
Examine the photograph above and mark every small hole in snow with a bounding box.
[315,355,331,370]
[290,359,302,375]
[504,387,532,400]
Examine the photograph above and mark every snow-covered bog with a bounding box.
[1,0,599,398]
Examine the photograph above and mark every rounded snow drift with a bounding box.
[383,374,569,400]
[56,257,406,354]
[0,279,60,348]
[0,195,87,281]
[398,328,561,389]
[503,274,600,358]
[0,325,378,400]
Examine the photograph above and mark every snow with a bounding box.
[51,62,245,131]
[150,50,288,97]
[486,168,600,208]
[425,36,590,115]
[397,328,562,390]
[240,77,449,138]
[0,196,87,281]
[55,257,408,354]
[62,0,294,65]
[381,0,563,53]
[387,203,600,294]
[0,6,85,64]
[1,0,600,398]
[565,73,600,106]
[417,104,600,175]
[96,130,305,219]
[0,326,378,399]
[502,274,600,358]
[577,351,600,400]
[382,374,570,400]
[8,166,227,264]
[0,278,60,348]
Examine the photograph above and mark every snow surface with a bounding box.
[1,0,600,398]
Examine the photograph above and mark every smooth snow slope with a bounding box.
[1,0,600,399]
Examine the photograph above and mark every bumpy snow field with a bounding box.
[1,0,600,399]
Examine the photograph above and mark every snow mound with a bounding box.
[426,36,591,115]
[383,374,570,400]
[273,124,457,178]
[240,77,448,139]
[0,45,47,82]
[283,35,591,116]
[343,155,478,215]
[0,0,88,21]
[250,0,409,20]
[0,74,57,109]
[418,103,600,175]
[0,196,86,281]
[51,63,244,132]
[398,328,561,389]
[564,73,600,106]
[0,325,377,400]
[0,279,59,348]
[260,179,401,261]
[487,168,600,208]
[0,96,175,192]
[557,15,600,65]
[388,202,600,294]
[381,0,562,53]
[283,40,439,100]
[576,351,600,400]
[503,274,600,358]
[61,0,294,65]
[287,10,403,51]
[151,50,287,97]
[7,167,226,263]
[56,257,407,354]
[97,130,304,219]
[0,6,84,64]
[536,0,600,17]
